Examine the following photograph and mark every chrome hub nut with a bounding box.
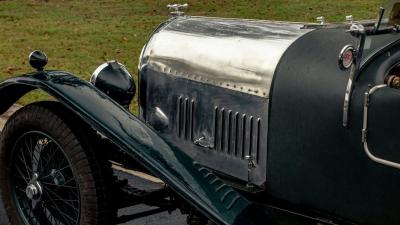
[25,182,42,200]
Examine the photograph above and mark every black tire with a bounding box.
[0,101,116,225]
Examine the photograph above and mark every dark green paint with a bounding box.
[0,71,270,225]
[268,29,400,225]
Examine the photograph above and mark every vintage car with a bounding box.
[0,1,400,225]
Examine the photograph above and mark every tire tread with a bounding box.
[0,101,116,225]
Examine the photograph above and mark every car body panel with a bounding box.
[139,67,269,186]
[268,28,400,225]
[139,17,314,187]
[368,86,400,164]
[139,15,400,224]
[0,72,259,225]
[139,16,313,98]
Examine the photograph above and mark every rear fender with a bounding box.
[0,71,272,225]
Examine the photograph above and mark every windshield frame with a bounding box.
[383,0,400,24]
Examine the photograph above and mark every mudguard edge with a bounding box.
[0,71,274,225]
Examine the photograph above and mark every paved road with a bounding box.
[114,170,186,225]
[0,105,187,225]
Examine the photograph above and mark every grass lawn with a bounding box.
[0,0,385,112]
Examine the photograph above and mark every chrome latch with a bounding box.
[245,155,256,190]
[316,16,325,25]
[346,15,354,24]
[167,3,188,17]
[193,136,214,149]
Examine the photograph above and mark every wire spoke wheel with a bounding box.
[0,102,116,225]
[11,131,80,225]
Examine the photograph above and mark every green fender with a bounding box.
[0,71,273,225]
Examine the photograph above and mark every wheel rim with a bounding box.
[10,131,80,225]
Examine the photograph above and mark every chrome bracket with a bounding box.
[316,16,325,25]
[362,84,400,169]
[193,136,214,149]
[167,3,188,17]
[346,15,353,24]
[342,24,366,127]
[245,155,256,190]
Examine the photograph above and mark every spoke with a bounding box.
[40,144,61,174]
[44,205,62,225]
[44,195,79,215]
[38,145,51,174]
[24,138,32,159]
[45,200,78,225]
[24,136,35,164]
[16,195,26,200]
[20,205,30,211]
[63,177,76,185]
[15,189,26,200]
[15,186,26,193]
[41,182,78,189]
[29,135,34,161]
[14,174,29,183]
[44,198,77,225]
[14,165,30,184]
[17,148,32,180]
[40,164,71,180]
[46,198,79,203]
[43,183,80,201]
[44,186,79,212]
[26,206,35,225]
[32,203,49,225]
[56,164,71,173]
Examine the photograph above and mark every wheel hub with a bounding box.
[10,131,81,225]
[25,182,42,200]
[25,173,42,200]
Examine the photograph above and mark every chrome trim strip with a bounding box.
[90,62,109,85]
[343,24,366,127]
[138,45,146,70]
[91,61,128,85]
[362,84,400,169]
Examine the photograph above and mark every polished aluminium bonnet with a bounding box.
[139,16,313,98]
